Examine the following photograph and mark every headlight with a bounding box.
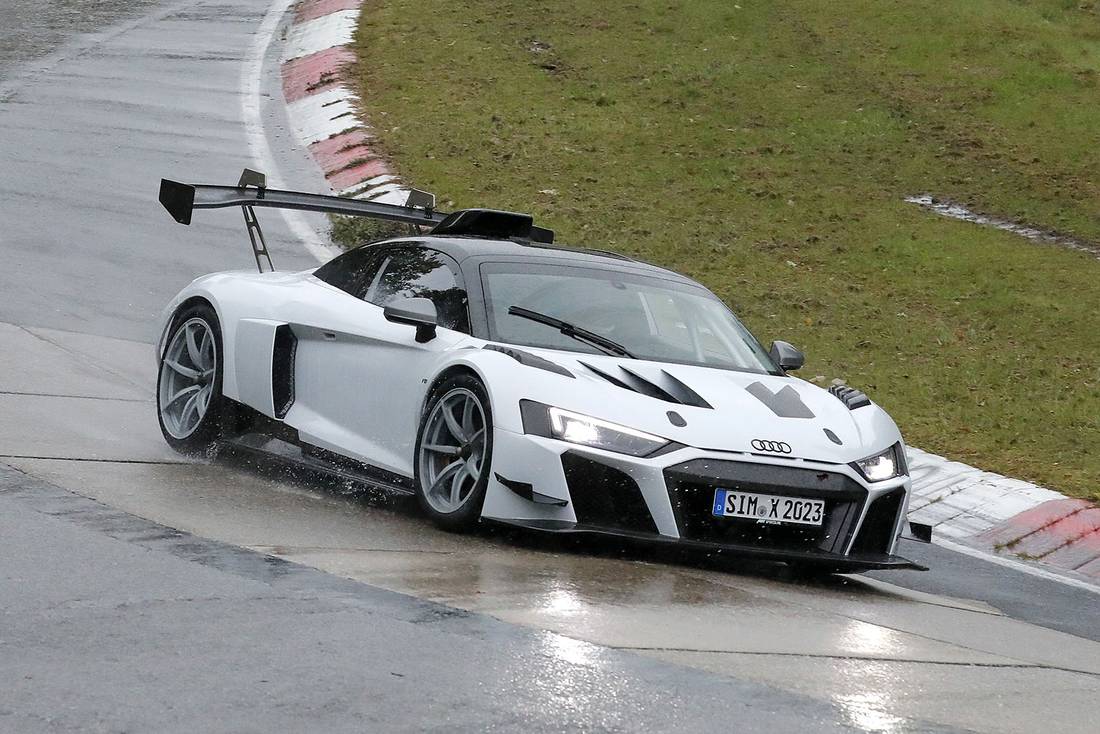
[852,444,905,482]
[520,401,671,457]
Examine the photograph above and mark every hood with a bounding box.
[517,349,899,464]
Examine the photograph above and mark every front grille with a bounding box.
[561,452,658,534]
[850,488,905,555]
[663,459,866,553]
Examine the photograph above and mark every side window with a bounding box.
[368,247,470,334]
[312,246,384,298]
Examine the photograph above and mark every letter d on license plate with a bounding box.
[712,489,824,526]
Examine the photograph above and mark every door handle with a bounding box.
[321,331,337,341]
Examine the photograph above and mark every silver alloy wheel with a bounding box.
[158,317,217,440]
[418,387,488,514]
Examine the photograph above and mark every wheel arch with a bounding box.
[172,295,218,323]
[159,296,216,356]
[418,349,575,436]
[159,289,239,397]
[419,364,486,422]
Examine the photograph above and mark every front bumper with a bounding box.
[488,517,924,571]
[483,428,922,571]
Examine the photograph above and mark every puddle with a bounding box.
[905,194,1100,260]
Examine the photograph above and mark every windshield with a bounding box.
[481,262,780,374]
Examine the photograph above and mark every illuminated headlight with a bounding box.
[852,444,905,482]
[521,402,671,457]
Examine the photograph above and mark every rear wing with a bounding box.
[159,168,553,272]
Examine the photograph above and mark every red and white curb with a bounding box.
[280,0,407,204]
[273,1,1100,586]
[908,447,1100,583]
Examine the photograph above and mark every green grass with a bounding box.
[328,213,417,249]
[351,0,1100,501]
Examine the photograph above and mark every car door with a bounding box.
[290,244,472,477]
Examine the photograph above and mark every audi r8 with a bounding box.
[154,170,929,572]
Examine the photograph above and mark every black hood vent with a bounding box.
[829,385,871,410]
[483,344,574,378]
[578,362,712,409]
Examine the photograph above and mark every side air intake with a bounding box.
[272,325,297,419]
[829,385,871,410]
[578,362,712,409]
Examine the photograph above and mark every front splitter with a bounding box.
[486,517,927,572]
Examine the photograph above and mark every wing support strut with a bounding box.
[238,169,274,273]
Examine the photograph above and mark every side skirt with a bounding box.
[222,432,416,497]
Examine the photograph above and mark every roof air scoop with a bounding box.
[430,208,555,243]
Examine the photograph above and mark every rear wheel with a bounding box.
[414,374,493,531]
[156,304,230,454]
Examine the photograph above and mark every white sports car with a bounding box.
[156,170,928,572]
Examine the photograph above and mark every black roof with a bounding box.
[369,235,696,284]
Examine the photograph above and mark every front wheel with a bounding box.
[414,374,493,531]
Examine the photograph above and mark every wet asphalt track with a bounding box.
[0,1,1098,731]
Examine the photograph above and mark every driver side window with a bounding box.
[367,247,470,334]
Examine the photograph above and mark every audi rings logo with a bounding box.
[751,439,792,454]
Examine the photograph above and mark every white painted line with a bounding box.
[243,0,335,263]
[934,536,1100,596]
[281,10,359,62]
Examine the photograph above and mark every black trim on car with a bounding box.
[272,325,297,419]
[483,344,574,377]
[851,488,906,555]
[663,459,867,555]
[485,517,925,572]
[519,399,554,437]
[560,452,658,534]
[494,473,569,506]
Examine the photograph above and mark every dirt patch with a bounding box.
[906,195,1100,260]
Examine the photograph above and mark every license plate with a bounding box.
[712,489,825,526]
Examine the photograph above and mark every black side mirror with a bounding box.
[384,297,438,343]
[769,340,804,372]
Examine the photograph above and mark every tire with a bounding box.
[156,303,233,454]
[413,373,493,531]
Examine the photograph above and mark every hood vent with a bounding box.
[829,385,871,410]
[483,344,574,378]
[578,362,712,409]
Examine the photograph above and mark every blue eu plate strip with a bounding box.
[712,489,727,517]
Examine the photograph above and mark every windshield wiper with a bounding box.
[507,306,636,359]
